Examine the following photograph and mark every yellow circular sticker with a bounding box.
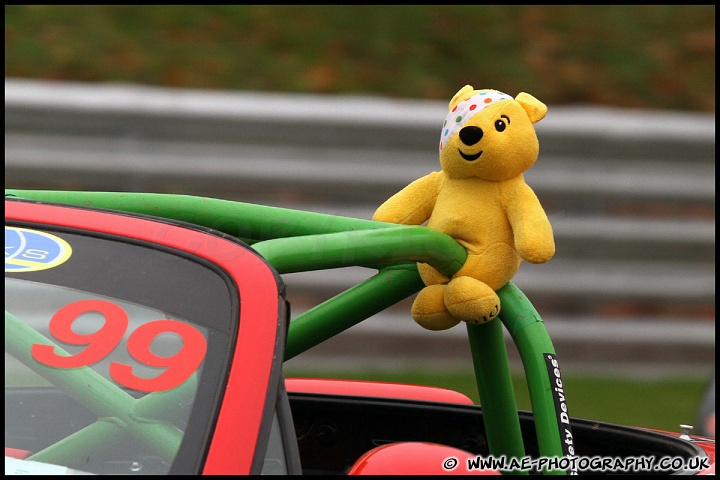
[5,227,73,272]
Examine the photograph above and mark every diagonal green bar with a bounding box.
[29,419,133,467]
[5,310,138,417]
[131,374,199,424]
[284,264,424,360]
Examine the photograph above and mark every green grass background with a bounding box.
[5,5,715,112]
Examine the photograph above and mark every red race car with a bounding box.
[5,190,715,475]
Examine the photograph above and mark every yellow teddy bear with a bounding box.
[373,85,555,331]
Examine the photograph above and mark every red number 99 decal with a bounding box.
[31,300,208,392]
[109,320,208,392]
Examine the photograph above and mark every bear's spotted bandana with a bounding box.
[439,90,513,153]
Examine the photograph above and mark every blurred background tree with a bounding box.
[4,5,715,112]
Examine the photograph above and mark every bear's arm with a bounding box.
[504,180,555,264]
[372,171,443,225]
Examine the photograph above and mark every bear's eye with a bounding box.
[494,119,507,132]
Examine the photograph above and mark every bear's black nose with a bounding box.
[459,126,483,146]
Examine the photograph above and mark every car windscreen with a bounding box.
[5,224,236,475]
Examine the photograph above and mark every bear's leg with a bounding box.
[411,284,461,331]
[417,262,450,286]
[444,276,500,324]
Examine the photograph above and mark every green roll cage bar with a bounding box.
[5,189,570,475]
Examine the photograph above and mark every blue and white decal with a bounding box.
[5,226,73,272]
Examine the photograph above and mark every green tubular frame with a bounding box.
[5,190,568,474]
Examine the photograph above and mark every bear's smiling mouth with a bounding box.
[459,149,482,161]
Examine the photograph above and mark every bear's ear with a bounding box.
[448,85,475,111]
[516,92,547,124]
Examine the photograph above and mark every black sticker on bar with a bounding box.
[544,353,578,474]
